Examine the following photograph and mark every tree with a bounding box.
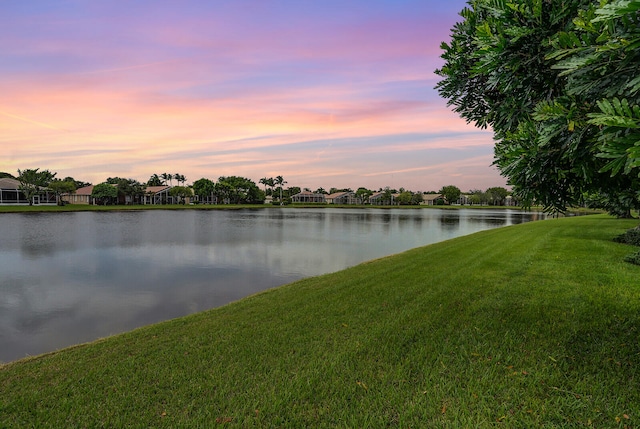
[62,176,91,189]
[106,177,145,205]
[549,1,640,179]
[161,173,172,186]
[439,185,461,205]
[436,0,640,215]
[395,191,415,205]
[91,183,117,205]
[147,174,163,186]
[48,179,77,205]
[485,187,509,206]
[192,178,216,204]
[375,187,394,205]
[217,176,263,204]
[265,177,275,197]
[286,186,301,203]
[411,192,425,205]
[170,186,193,204]
[355,187,373,204]
[17,168,56,205]
[259,177,270,195]
[274,176,287,205]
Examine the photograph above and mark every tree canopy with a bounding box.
[17,168,56,205]
[217,176,263,204]
[48,179,77,205]
[91,183,118,205]
[439,185,462,205]
[436,0,640,215]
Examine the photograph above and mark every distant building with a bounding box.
[62,185,95,205]
[421,194,442,206]
[143,185,171,205]
[325,191,359,205]
[369,191,394,205]
[0,177,56,205]
[290,191,326,203]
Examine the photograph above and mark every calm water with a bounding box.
[0,208,546,362]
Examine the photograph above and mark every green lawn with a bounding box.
[1,215,639,427]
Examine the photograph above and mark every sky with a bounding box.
[0,0,506,193]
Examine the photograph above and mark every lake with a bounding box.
[0,207,547,363]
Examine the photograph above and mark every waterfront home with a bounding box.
[143,185,171,205]
[421,194,442,206]
[62,185,94,205]
[369,191,394,205]
[325,191,359,205]
[290,191,326,203]
[0,177,56,205]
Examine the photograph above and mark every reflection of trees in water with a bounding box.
[438,213,461,231]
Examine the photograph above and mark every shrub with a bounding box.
[624,251,640,266]
[614,227,640,246]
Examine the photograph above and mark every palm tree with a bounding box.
[259,177,268,195]
[161,173,172,186]
[275,175,286,205]
[147,174,163,186]
[266,177,275,197]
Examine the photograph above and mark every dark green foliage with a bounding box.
[48,179,76,205]
[439,185,461,204]
[105,177,145,204]
[169,186,193,204]
[614,227,640,247]
[436,0,640,215]
[216,176,264,204]
[16,168,56,206]
[624,251,640,265]
[192,178,216,203]
[147,174,164,186]
[91,183,118,205]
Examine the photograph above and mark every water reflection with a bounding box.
[0,208,546,363]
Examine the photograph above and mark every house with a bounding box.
[143,185,171,205]
[421,194,442,206]
[290,191,326,203]
[62,185,95,205]
[325,191,359,205]
[369,191,394,205]
[458,194,471,205]
[0,177,56,205]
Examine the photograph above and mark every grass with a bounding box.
[1,214,639,427]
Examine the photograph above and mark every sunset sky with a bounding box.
[1,0,505,192]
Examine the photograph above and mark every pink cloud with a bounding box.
[0,0,505,192]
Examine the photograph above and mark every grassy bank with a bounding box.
[1,215,639,427]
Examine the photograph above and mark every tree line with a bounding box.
[4,169,514,207]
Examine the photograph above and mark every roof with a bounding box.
[0,178,20,190]
[74,185,95,196]
[422,194,442,202]
[145,185,170,194]
[326,191,354,199]
[292,191,325,197]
